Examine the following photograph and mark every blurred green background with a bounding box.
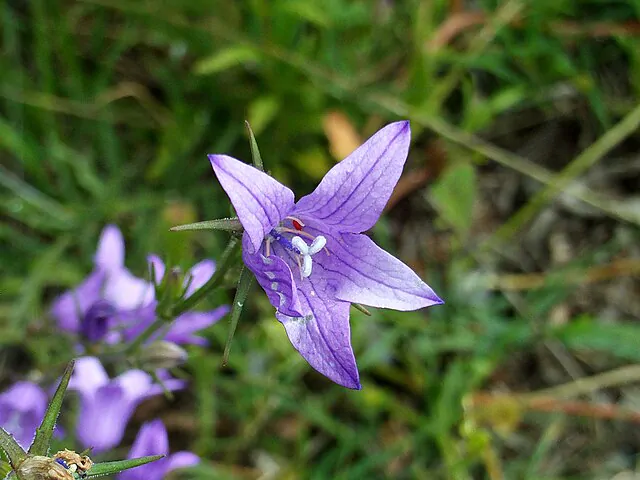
[2,0,640,478]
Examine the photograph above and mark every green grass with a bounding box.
[2,0,640,478]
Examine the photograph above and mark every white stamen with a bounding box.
[308,235,326,255]
[291,236,309,254]
[302,255,313,278]
[290,235,326,278]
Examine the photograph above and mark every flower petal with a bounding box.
[242,233,303,317]
[116,303,158,342]
[276,270,360,389]
[147,254,165,285]
[68,356,110,398]
[0,382,47,449]
[0,382,47,414]
[184,259,215,297]
[320,232,443,310]
[130,419,169,457]
[118,420,167,480]
[94,225,125,271]
[166,307,229,346]
[115,370,157,401]
[294,121,411,233]
[209,154,294,253]
[103,268,155,310]
[77,383,130,452]
[50,270,105,333]
[164,452,199,472]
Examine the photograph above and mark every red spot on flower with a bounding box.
[292,220,303,231]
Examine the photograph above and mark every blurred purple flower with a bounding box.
[68,357,186,453]
[50,225,155,342]
[117,419,198,480]
[50,225,228,347]
[209,121,443,389]
[0,381,47,449]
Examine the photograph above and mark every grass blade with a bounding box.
[29,360,75,456]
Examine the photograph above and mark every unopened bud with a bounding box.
[15,455,73,480]
[139,341,188,370]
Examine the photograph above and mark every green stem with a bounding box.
[125,237,240,355]
[0,428,26,470]
[222,266,254,366]
[172,236,240,316]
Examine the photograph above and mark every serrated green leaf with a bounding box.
[430,163,477,238]
[193,46,260,75]
[29,360,75,456]
[170,218,243,232]
[86,455,164,477]
[245,121,264,171]
[0,428,26,469]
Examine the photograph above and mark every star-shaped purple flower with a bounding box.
[67,357,186,452]
[0,381,47,449]
[50,225,228,346]
[117,419,198,480]
[209,121,443,389]
[51,225,154,341]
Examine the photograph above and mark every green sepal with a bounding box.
[29,360,75,456]
[0,459,11,478]
[222,266,254,366]
[0,428,26,470]
[352,303,372,316]
[84,455,164,478]
[245,120,264,171]
[170,218,243,232]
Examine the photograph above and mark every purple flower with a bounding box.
[67,357,186,452]
[0,382,47,449]
[50,225,228,347]
[209,121,443,389]
[117,419,198,480]
[50,225,155,342]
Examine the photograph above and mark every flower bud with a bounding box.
[15,455,73,480]
[139,341,188,370]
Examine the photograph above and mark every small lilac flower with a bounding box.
[0,382,47,449]
[209,121,443,389]
[117,419,198,480]
[50,225,228,347]
[50,225,155,342]
[67,357,186,452]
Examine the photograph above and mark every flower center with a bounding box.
[264,217,326,279]
[80,300,115,342]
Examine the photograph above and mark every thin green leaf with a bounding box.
[85,455,164,478]
[29,360,75,456]
[245,121,264,171]
[170,218,243,232]
[222,266,254,366]
[0,428,26,469]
